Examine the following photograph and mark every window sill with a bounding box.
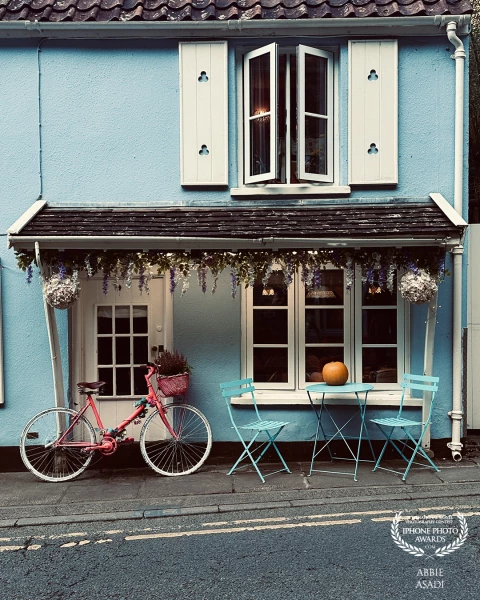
[230,185,351,197]
[231,390,419,407]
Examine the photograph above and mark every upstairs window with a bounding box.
[243,43,334,185]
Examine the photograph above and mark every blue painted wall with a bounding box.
[0,35,467,445]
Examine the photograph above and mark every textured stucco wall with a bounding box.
[0,35,467,444]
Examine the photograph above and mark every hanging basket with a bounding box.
[156,373,190,397]
[399,269,438,305]
[43,274,81,310]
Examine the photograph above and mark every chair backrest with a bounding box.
[220,378,262,425]
[398,373,439,420]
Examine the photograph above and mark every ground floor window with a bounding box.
[242,265,407,391]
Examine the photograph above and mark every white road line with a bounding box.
[0,545,23,552]
[0,537,11,542]
[60,542,78,548]
[125,519,362,541]
[49,532,87,540]
[94,539,112,544]
[27,545,42,551]
[418,505,479,512]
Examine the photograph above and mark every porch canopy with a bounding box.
[7,194,467,252]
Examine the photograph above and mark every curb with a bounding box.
[3,486,480,528]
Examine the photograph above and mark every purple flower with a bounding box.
[138,265,145,293]
[169,267,177,295]
[58,262,67,281]
[102,271,109,296]
[231,269,238,299]
[26,264,33,284]
[313,268,322,289]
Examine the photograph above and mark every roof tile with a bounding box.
[0,0,471,22]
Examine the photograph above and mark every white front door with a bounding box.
[72,275,171,439]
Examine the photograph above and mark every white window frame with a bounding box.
[235,43,341,195]
[297,45,334,183]
[242,266,407,397]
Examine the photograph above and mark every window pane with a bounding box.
[305,348,344,383]
[304,116,326,175]
[116,337,130,364]
[115,306,130,334]
[305,309,344,343]
[253,270,287,306]
[97,337,113,365]
[253,310,288,344]
[362,278,397,306]
[362,349,397,384]
[133,336,148,364]
[362,309,397,344]
[253,348,288,383]
[305,54,327,115]
[305,270,344,305]
[97,306,112,334]
[133,306,148,333]
[290,55,298,183]
[116,368,131,395]
[134,367,146,396]
[250,117,271,176]
[249,53,270,116]
[98,368,113,396]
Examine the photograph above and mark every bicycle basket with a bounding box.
[156,373,190,397]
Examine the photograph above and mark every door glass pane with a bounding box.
[305,348,344,383]
[304,116,326,175]
[116,368,131,395]
[98,368,113,396]
[115,306,130,334]
[305,270,344,305]
[133,306,148,333]
[134,367,147,396]
[362,281,397,306]
[305,54,327,115]
[133,336,148,364]
[249,53,270,116]
[362,348,397,384]
[253,271,287,306]
[253,310,288,344]
[116,337,130,364]
[250,117,271,176]
[97,306,112,334]
[254,348,288,383]
[362,309,397,344]
[97,337,113,365]
[305,309,344,343]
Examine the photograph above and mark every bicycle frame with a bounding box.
[54,364,178,452]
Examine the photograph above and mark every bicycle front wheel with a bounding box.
[140,403,212,476]
[20,408,96,482]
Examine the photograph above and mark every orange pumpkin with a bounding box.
[322,361,349,386]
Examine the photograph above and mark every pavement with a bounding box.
[2,449,480,529]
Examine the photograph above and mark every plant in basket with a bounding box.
[154,349,192,397]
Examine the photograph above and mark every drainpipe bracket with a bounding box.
[448,409,464,420]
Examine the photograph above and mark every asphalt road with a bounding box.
[1,498,479,600]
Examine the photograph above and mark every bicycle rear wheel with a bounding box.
[140,403,212,476]
[20,408,96,482]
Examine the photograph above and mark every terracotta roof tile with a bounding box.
[0,0,471,22]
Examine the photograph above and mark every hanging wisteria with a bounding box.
[17,246,448,301]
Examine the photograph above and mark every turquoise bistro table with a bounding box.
[306,382,375,481]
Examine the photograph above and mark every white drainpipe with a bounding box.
[446,21,466,461]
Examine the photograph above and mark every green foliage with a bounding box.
[155,349,192,376]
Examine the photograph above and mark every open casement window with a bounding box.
[243,43,334,185]
[243,265,406,394]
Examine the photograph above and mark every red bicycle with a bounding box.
[20,363,212,482]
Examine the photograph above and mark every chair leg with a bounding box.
[266,428,291,473]
[228,432,266,483]
[401,427,440,481]
[373,426,393,471]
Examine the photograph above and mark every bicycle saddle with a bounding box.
[77,381,106,394]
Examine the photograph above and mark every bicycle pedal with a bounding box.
[120,437,134,444]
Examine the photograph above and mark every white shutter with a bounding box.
[179,41,228,186]
[297,45,333,183]
[348,40,398,185]
[244,43,277,184]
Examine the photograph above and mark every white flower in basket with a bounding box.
[43,272,81,310]
[399,269,438,304]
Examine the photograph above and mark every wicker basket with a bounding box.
[156,373,190,397]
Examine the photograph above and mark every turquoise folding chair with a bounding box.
[220,378,291,483]
[370,373,440,481]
